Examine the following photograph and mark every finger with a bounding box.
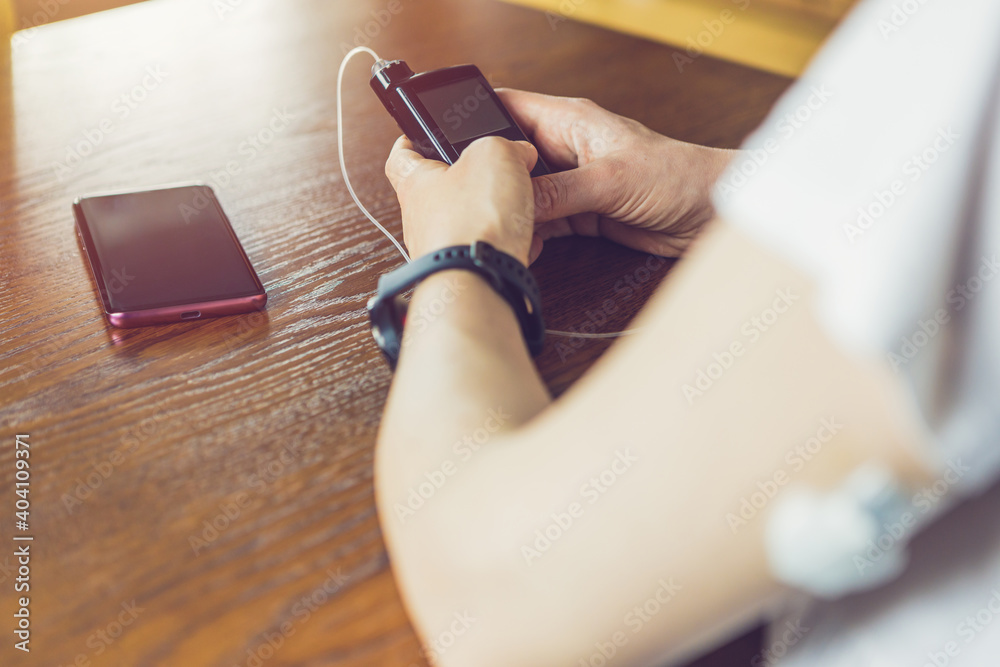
[534,217,577,241]
[596,218,686,257]
[461,136,538,175]
[532,162,615,223]
[495,88,550,138]
[495,88,583,168]
[510,140,539,173]
[540,213,680,256]
[528,233,544,265]
[384,135,443,191]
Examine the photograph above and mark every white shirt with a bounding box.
[712,0,1000,662]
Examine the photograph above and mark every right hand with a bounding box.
[497,88,737,257]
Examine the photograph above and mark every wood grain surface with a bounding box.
[0,1,791,665]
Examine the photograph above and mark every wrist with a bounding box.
[372,241,544,367]
[679,143,739,228]
[410,269,509,325]
[406,268,525,361]
[407,230,531,266]
[707,146,741,184]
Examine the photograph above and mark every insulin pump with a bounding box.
[370,59,552,178]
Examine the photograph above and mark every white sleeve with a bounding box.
[712,0,1000,494]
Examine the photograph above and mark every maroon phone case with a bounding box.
[73,184,267,329]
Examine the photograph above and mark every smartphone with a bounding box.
[370,60,552,178]
[73,184,267,328]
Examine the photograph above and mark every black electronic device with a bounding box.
[370,59,551,178]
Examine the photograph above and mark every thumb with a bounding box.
[509,140,539,173]
[385,135,444,192]
[532,161,613,223]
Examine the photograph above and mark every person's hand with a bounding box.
[497,88,738,257]
[384,135,543,265]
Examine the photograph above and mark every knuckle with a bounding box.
[386,152,418,192]
[470,135,507,154]
[568,97,605,121]
[399,156,419,180]
[533,175,563,218]
[385,162,405,193]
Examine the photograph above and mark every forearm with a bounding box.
[374,222,938,667]
[375,269,551,505]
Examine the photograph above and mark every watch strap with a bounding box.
[367,241,545,367]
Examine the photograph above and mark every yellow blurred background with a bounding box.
[1,0,12,69]
[1,0,13,41]
[502,0,858,77]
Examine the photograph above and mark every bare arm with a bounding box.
[376,221,933,666]
[374,92,935,666]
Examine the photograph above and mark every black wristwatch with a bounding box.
[366,241,545,368]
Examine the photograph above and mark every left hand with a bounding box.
[384,134,543,266]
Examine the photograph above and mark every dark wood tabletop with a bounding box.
[0,0,791,664]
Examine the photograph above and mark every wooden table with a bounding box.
[0,1,790,664]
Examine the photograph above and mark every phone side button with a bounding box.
[181,311,201,320]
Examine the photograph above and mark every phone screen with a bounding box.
[75,185,264,313]
[416,78,512,144]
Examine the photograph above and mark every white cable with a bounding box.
[546,329,639,338]
[336,47,636,339]
[338,47,411,263]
